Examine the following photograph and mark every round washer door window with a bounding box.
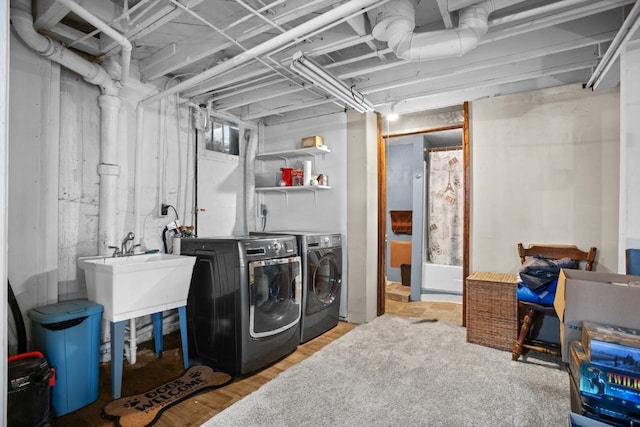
[312,253,341,306]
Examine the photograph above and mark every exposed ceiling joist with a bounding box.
[16,0,632,125]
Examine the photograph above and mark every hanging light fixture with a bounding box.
[291,51,375,114]
[387,103,399,121]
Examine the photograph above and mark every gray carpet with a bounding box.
[203,315,570,427]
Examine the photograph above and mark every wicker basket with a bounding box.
[466,272,519,351]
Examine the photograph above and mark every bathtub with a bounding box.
[420,262,463,303]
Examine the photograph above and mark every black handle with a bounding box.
[40,316,87,331]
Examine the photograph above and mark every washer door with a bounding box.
[249,256,302,338]
[307,251,341,315]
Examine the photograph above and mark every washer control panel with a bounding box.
[306,233,341,250]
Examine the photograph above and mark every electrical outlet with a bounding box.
[161,204,169,216]
[260,203,268,217]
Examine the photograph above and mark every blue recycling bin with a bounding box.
[28,299,103,416]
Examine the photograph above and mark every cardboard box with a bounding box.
[301,135,323,148]
[583,321,640,371]
[554,269,640,363]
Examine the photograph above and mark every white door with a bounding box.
[196,126,244,237]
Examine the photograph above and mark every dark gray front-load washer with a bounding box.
[180,235,301,376]
[253,232,342,343]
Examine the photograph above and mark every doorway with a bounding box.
[377,103,470,326]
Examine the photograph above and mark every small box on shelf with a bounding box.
[301,135,323,148]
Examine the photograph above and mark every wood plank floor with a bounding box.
[53,295,462,426]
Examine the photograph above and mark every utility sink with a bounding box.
[78,253,196,322]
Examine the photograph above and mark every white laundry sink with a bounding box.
[78,253,196,322]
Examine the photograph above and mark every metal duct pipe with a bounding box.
[142,0,389,105]
[448,0,523,12]
[56,0,132,85]
[369,0,523,60]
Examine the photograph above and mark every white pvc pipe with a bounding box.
[134,105,144,248]
[128,318,137,364]
[56,0,132,85]
[244,128,258,233]
[10,8,118,94]
[142,0,389,105]
[490,0,615,27]
[11,6,123,256]
[585,0,640,90]
[97,95,121,255]
[158,98,167,210]
[130,103,147,365]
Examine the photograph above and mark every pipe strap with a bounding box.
[97,163,121,176]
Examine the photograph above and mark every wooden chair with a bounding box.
[511,243,597,361]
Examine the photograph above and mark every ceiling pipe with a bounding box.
[369,0,524,61]
[142,0,390,106]
[584,0,640,90]
[55,0,132,85]
[10,8,119,94]
[203,0,611,109]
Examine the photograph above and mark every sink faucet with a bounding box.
[108,232,138,257]
[121,231,135,255]
[108,246,122,257]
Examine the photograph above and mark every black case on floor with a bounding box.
[8,351,53,427]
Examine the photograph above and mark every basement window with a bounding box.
[205,118,239,155]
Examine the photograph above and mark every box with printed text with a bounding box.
[570,340,640,414]
[582,321,640,372]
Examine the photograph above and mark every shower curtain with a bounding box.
[427,149,463,266]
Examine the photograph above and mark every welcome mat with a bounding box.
[103,365,233,427]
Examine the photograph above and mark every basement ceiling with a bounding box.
[27,0,638,125]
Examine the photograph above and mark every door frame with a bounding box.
[377,102,470,326]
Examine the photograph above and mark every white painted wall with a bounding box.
[9,33,196,351]
[346,111,379,323]
[470,84,620,274]
[2,1,9,419]
[620,39,640,270]
[260,114,347,233]
[56,74,195,300]
[8,32,61,342]
[262,113,348,317]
